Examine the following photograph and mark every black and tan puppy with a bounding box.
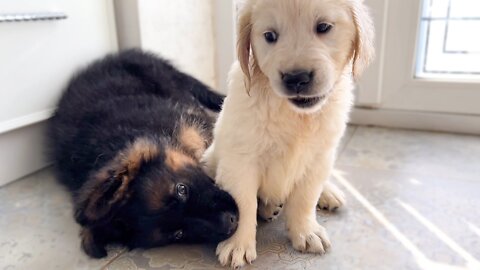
[48,50,238,258]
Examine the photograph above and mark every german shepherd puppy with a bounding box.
[48,50,238,258]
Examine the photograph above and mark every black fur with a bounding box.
[48,49,237,258]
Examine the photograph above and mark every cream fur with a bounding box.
[203,0,374,268]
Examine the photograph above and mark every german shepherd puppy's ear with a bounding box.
[80,227,108,258]
[74,138,159,226]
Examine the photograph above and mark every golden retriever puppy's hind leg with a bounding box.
[318,181,346,211]
[258,199,284,222]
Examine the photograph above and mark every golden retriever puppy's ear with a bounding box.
[350,0,375,80]
[236,2,254,91]
[74,138,159,225]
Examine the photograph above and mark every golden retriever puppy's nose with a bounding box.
[282,70,313,94]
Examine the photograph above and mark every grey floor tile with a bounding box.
[0,169,117,270]
[338,125,357,155]
[1,127,479,270]
[338,127,480,181]
[334,165,480,267]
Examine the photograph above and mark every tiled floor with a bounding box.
[1,126,480,270]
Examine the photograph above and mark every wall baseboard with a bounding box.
[350,107,480,135]
[0,110,54,186]
[0,120,51,187]
[0,109,54,135]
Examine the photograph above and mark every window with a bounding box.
[416,0,480,80]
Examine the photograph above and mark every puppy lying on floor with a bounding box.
[203,0,374,267]
[48,50,238,258]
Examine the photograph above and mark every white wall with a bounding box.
[212,0,236,94]
[0,0,117,186]
[116,0,218,89]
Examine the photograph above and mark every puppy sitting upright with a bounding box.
[203,0,374,267]
[49,50,238,258]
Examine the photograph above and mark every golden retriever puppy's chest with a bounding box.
[257,128,321,204]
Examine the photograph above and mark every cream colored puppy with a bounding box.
[203,0,374,268]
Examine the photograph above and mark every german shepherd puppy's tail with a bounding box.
[118,49,225,112]
[188,84,225,112]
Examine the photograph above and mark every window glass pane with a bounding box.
[445,21,480,52]
[450,0,480,17]
[421,0,449,18]
[416,0,480,79]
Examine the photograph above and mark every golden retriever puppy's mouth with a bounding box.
[288,95,325,108]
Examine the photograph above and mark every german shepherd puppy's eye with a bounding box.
[176,183,188,198]
[48,49,238,258]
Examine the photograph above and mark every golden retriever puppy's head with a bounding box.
[237,0,375,113]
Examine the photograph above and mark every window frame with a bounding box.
[358,0,480,115]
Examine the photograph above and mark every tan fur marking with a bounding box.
[146,182,172,210]
[111,138,159,196]
[83,137,159,221]
[121,138,160,175]
[165,148,196,171]
[80,227,95,253]
[147,190,166,210]
[179,126,206,159]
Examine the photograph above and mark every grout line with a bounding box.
[100,249,127,270]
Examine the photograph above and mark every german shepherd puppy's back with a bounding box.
[48,50,238,258]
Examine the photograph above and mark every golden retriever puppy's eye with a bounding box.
[264,31,278,44]
[316,23,333,34]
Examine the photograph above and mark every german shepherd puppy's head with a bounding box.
[74,133,238,258]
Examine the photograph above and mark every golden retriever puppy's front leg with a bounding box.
[215,159,259,268]
[285,169,332,254]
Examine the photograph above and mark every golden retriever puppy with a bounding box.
[203,0,374,267]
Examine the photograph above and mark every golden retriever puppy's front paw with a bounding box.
[216,233,257,269]
[288,221,331,254]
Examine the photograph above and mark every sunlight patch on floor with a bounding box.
[465,221,480,240]
[333,170,477,270]
[397,200,480,270]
